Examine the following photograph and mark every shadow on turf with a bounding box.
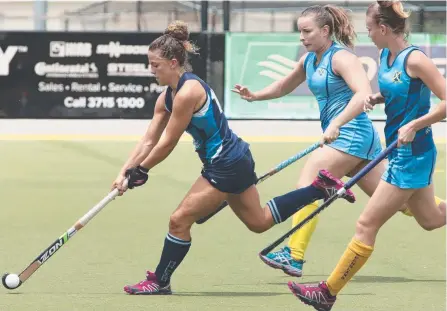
[4,291,289,297]
[352,275,446,283]
[175,291,289,297]
[5,278,443,297]
[267,275,446,285]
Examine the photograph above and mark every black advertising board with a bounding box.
[0,32,208,119]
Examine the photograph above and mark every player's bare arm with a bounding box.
[140,80,205,170]
[364,92,384,112]
[398,50,446,146]
[118,90,169,177]
[232,53,308,101]
[112,91,169,193]
[406,50,446,129]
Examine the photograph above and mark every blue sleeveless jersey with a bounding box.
[165,72,248,166]
[378,46,435,156]
[304,42,382,160]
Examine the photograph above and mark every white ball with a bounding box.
[5,274,20,289]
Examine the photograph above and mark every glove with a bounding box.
[125,165,149,189]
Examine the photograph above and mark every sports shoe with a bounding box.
[288,281,336,311]
[123,271,172,295]
[259,246,304,277]
[312,169,355,203]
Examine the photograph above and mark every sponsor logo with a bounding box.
[107,63,153,77]
[34,62,98,78]
[50,41,92,57]
[38,239,64,264]
[96,42,149,58]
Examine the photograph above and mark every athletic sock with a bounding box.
[288,202,320,261]
[155,233,191,287]
[435,196,443,207]
[267,185,324,224]
[326,238,374,296]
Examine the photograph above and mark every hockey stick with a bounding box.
[260,140,397,256]
[2,181,127,290]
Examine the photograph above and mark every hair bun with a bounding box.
[164,20,189,42]
[377,0,410,19]
[377,0,394,8]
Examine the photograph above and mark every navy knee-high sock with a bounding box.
[267,185,325,224]
[155,233,191,287]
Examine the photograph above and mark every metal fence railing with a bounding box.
[0,1,446,33]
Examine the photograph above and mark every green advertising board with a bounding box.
[224,33,446,120]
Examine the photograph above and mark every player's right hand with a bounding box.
[125,165,149,189]
[112,175,128,196]
[231,84,256,102]
[321,122,340,145]
[364,93,383,112]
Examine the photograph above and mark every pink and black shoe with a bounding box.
[123,271,172,295]
[288,281,336,311]
[312,169,355,203]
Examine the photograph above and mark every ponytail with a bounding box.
[301,5,356,49]
[368,1,411,38]
[324,5,356,49]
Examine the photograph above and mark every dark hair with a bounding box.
[149,20,199,72]
[367,1,411,37]
[301,4,356,49]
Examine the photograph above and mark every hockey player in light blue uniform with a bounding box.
[377,45,437,189]
[303,42,381,161]
[233,4,416,278]
[289,2,446,310]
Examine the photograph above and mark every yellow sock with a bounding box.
[288,202,319,261]
[326,238,374,296]
[401,196,443,217]
[435,196,443,207]
[400,206,413,217]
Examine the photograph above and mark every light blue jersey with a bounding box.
[165,72,249,166]
[379,46,436,189]
[304,42,382,160]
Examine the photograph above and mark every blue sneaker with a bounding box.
[259,246,304,277]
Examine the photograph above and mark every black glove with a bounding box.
[125,165,149,189]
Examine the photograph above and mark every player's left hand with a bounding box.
[321,123,340,146]
[398,122,416,147]
[125,165,149,189]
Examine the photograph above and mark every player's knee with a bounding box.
[422,224,436,231]
[169,212,191,233]
[245,221,269,234]
[415,209,445,231]
[355,216,375,237]
[418,220,437,231]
